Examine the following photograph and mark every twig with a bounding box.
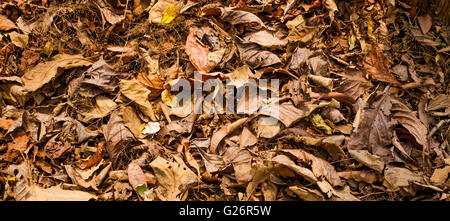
[428,119,450,137]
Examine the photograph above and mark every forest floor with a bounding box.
[0,0,449,201]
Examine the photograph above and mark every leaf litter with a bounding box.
[0,0,449,202]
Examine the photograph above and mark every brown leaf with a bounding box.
[236,37,281,69]
[289,48,312,75]
[0,14,17,31]
[337,170,378,184]
[127,161,148,190]
[259,100,339,127]
[210,117,248,153]
[219,7,265,27]
[102,112,135,164]
[136,72,164,100]
[363,45,400,85]
[334,69,373,103]
[282,149,343,186]
[243,30,287,49]
[239,126,257,148]
[390,98,429,152]
[21,54,92,93]
[417,12,432,34]
[0,117,15,130]
[78,59,120,97]
[348,94,394,163]
[78,141,105,170]
[149,156,197,201]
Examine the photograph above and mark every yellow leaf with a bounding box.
[310,114,332,135]
[44,41,53,57]
[161,89,177,107]
[435,54,440,62]
[7,176,15,182]
[161,5,177,24]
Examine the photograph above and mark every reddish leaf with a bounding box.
[78,141,105,169]
[185,28,209,74]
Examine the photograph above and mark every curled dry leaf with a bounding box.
[210,117,248,153]
[78,141,105,170]
[102,112,135,164]
[236,37,281,69]
[281,149,343,186]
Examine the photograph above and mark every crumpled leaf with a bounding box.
[384,165,424,191]
[78,141,105,170]
[21,54,92,94]
[102,112,135,164]
[119,78,156,120]
[348,149,385,173]
[218,7,266,28]
[281,149,343,186]
[210,117,248,153]
[310,114,333,135]
[232,150,254,184]
[236,37,281,69]
[8,32,29,48]
[272,154,318,184]
[79,95,117,122]
[243,30,288,49]
[259,100,339,127]
[77,59,120,97]
[149,156,197,201]
[288,186,325,201]
[65,161,111,191]
[363,45,400,85]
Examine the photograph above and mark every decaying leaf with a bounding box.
[102,112,135,164]
[149,156,197,201]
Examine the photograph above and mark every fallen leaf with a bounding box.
[288,186,325,201]
[149,156,197,201]
[119,78,156,120]
[23,184,97,201]
[417,12,432,34]
[78,141,105,170]
[0,14,17,31]
[102,112,135,164]
[8,32,28,48]
[21,54,92,93]
[271,154,318,184]
[243,30,288,49]
[363,45,400,85]
[185,28,209,74]
[236,37,281,69]
[281,149,343,186]
[348,149,385,173]
[210,117,248,153]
